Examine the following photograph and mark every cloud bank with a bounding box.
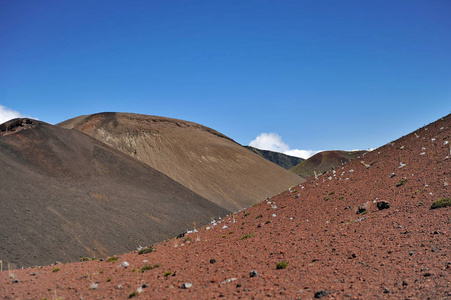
[0,104,29,124]
[249,133,320,159]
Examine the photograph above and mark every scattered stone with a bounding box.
[383,287,390,294]
[236,283,242,288]
[221,278,237,284]
[344,206,351,210]
[314,289,330,298]
[423,272,433,277]
[210,258,216,264]
[118,261,130,267]
[376,201,390,210]
[181,282,193,289]
[12,279,19,283]
[356,202,369,214]
[249,270,258,277]
[390,173,396,178]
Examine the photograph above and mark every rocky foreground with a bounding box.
[1,114,450,299]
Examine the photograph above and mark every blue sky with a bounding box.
[1,0,450,158]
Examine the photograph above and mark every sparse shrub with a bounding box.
[163,271,172,277]
[255,214,262,219]
[338,196,344,200]
[52,267,60,273]
[328,191,335,196]
[79,257,91,262]
[106,277,112,282]
[396,178,408,187]
[140,264,160,272]
[99,270,104,274]
[276,261,288,269]
[265,220,271,224]
[244,212,250,217]
[430,198,451,209]
[106,256,119,263]
[221,234,227,238]
[138,246,156,255]
[128,291,139,298]
[183,237,192,243]
[240,233,255,240]
[324,197,330,201]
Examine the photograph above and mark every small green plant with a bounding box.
[255,214,263,219]
[163,271,172,277]
[240,233,255,240]
[221,234,227,238]
[276,261,288,269]
[79,257,91,261]
[244,212,250,217]
[328,191,335,195]
[106,277,112,282]
[430,198,451,209]
[128,291,139,298]
[99,270,104,274]
[138,246,156,255]
[396,178,408,187]
[183,237,192,243]
[140,264,160,272]
[324,197,330,201]
[338,196,344,200]
[106,256,119,263]
[52,267,60,273]
[265,220,272,224]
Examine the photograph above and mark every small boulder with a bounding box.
[249,270,258,277]
[314,289,330,298]
[376,201,390,210]
[182,283,192,289]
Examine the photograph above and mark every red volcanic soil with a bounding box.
[1,115,450,299]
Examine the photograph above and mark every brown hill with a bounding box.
[59,113,303,211]
[290,150,367,178]
[0,118,228,268]
[244,146,304,169]
[2,114,449,299]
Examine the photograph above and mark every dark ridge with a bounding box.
[245,146,304,170]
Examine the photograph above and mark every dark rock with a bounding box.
[176,232,185,239]
[210,258,216,264]
[383,287,390,294]
[390,173,396,178]
[376,201,390,210]
[12,279,19,283]
[314,289,330,298]
[249,270,258,277]
[344,206,351,210]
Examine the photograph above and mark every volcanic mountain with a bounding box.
[0,118,228,268]
[2,114,449,299]
[290,150,367,178]
[59,113,303,211]
[244,146,304,169]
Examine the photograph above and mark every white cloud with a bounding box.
[284,149,320,159]
[249,133,320,159]
[0,104,30,124]
[249,133,290,153]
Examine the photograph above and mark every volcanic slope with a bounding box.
[0,119,229,268]
[290,150,367,178]
[2,114,450,299]
[59,113,303,211]
[244,146,304,169]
